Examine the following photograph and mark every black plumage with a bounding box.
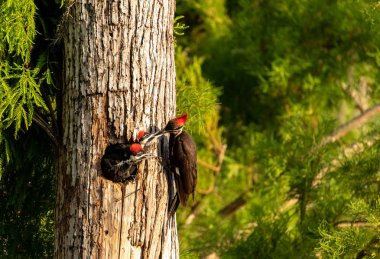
[170,130,197,207]
[101,143,142,182]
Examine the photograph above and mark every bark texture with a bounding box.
[55,0,178,258]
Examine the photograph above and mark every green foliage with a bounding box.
[176,47,221,134]
[317,198,380,258]
[0,126,55,258]
[0,63,49,137]
[0,0,36,63]
[0,0,61,257]
[175,0,380,258]
[0,0,60,139]
[174,16,189,36]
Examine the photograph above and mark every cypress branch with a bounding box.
[321,102,380,146]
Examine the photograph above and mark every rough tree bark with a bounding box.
[55,0,178,258]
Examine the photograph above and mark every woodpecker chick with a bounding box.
[101,143,152,182]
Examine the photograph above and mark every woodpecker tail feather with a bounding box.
[168,193,180,216]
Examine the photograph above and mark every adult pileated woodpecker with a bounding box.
[160,114,197,213]
[101,143,152,182]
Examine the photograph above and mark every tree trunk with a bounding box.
[55,0,178,258]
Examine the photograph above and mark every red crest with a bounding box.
[137,130,146,141]
[129,143,143,155]
[174,114,188,126]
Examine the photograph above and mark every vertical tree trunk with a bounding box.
[55,0,178,258]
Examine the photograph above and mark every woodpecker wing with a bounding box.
[172,131,197,206]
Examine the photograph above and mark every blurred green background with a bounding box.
[1,0,380,258]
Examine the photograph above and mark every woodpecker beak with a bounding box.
[139,130,165,146]
[139,133,153,145]
[131,153,156,163]
[154,128,167,135]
